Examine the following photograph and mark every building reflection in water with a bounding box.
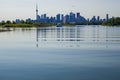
[36,26,119,49]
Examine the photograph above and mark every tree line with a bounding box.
[0,17,120,27]
[102,17,120,26]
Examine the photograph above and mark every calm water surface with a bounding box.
[0,25,120,80]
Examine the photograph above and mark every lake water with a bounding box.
[0,25,120,80]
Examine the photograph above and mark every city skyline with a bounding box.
[0,0,120,21]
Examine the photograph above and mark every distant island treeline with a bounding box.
[102,17,120,26]
[0,17,120,27]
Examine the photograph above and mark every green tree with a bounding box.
[12,21,16,24]
[102,17,120,26]
[21,20,25,24]
[6,20,11,24]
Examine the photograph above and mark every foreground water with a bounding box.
[0,25,120,80]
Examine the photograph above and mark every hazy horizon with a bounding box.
[0,0,120,21]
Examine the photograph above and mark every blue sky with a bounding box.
[0,0,120,20]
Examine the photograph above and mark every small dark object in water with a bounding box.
[56,23,62,27]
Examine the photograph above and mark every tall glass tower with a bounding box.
[106,14,109,22]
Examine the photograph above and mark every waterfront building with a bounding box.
[69,12,76,23]
[56,14,61,23]
[16,19,21,23]
[97,16,100,22]
[63,16,66,24]
[65,15,70,23]
[90,16,97,23]
[106,14,109,22]
[61,14,64,23]
[76,12,80,19]
[76,12,81,23]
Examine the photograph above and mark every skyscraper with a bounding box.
[65,15,70,23]
[97,16,100,22]
[61,14,64,23]
[77,13,80,19]
[76,12,80,23]
[56,14,61,22]
[69,12,75,23]
[106,14,109,22]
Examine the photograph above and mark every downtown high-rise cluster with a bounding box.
[15,5,109,25]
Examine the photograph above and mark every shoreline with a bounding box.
[0,23,120,28]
